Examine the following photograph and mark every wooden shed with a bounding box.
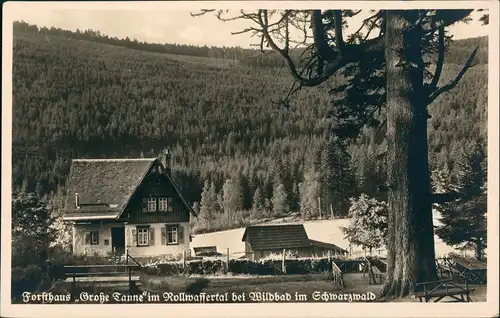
[241,224,347,261]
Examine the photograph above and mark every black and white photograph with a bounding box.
[1,1,499,317]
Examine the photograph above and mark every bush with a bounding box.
[146,262,185,276]
[227,259,281,275]
[200,259,226,275]
[12,265,53,302]
[142,256,365,277]
[310,258,332,273]
[285,260,312,274]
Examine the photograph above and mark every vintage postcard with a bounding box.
[1,1,499,317]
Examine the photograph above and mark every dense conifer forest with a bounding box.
[12,21,487,232]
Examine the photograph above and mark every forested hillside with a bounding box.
[11,21,488,232]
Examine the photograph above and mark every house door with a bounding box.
[111,227,125,255]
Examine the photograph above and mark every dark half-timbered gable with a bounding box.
[62,151,197,259]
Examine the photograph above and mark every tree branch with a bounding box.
[431,192,462,204]
[284,10,290,54]
[353,11,380,37]
[428,26,445,92]
[193,9,384,88]
[311,10,339,61]
[428,46,478,103]
[333,10,344,53]
[420,10,474,33]
[190,9,216,17]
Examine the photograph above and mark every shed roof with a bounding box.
[241,224,311,251]
[309,239,348,255]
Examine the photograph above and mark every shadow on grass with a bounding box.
[185,278,211,294]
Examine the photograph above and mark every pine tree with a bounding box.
[192,201,200,215]
[20,178,29,193]
[199,180,218,232]
[239,174,252,210]
[222,178,244,225]
[35,181,43,197]
[264,198,272,217]
[290,182,300,213]
[340,194,388,254]
[272,182,288,217]
[299,167,321,220]
[322,139,357,217]
[251,187,264,218]
[436,142,487,260]
[217,192,224,214]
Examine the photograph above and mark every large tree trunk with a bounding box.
[381,11,438,298]
[475,237,483,261]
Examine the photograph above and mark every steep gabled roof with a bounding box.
[241,224,311,251]
[62,158,197,221]
[63,158,156,220]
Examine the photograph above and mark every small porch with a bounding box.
[70,219,128,257]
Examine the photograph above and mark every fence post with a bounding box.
[128,266,132,295]
[182,250,187,269]
[318,197,322,219]
[72,272,76,301]
[330,204,334,220]
[328,251,331,263]
[282,249,286,274]
[226,248,230,272]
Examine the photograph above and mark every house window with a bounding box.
[167,225,178,245]
[147,198,157,212]
[168,198,173,211]
[90,231,99,245]
[159,197,168,211]
[137,227,149,246]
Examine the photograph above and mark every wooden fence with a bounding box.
[331,261,345,287]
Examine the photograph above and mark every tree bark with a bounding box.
[475,237,483,261]
[381,11,438,298]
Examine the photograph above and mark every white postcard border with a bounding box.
[2,1,499,317]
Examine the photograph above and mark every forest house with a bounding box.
[62,150,197,260]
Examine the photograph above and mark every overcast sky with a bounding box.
[7,2,490,48]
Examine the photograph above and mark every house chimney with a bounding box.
[163,148,172,175]
[75,193,80,208]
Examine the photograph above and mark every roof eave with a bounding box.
[309,239,348,253]
[252,244,312,251]
[241,229,248,242]
[62,214,120,221]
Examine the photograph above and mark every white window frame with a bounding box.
[159,197,168,212]
[167,226,178,245]
[147,198,157,212]
[137,227,149,246]
[90,231,99,245]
